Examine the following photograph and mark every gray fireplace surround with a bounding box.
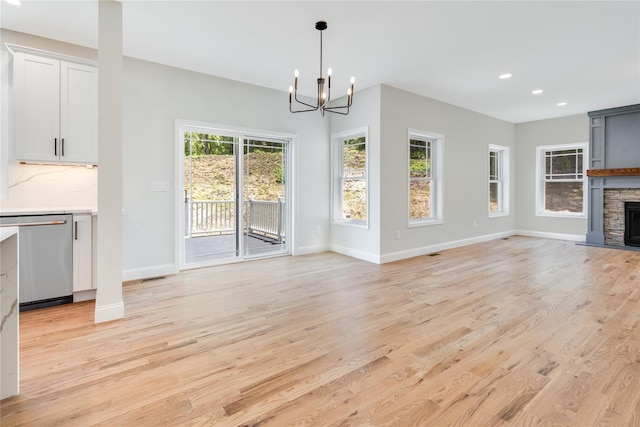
[586,104,640,247]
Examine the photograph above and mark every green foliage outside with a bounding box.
[185,132,234,156]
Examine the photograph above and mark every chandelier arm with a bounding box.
[323,105,350,112]
[293,95,320,109]
[322,92,353,112]
[293,85,321,109]
[322,106,350,116]
[291,105,321,113]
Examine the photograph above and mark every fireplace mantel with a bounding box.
[587,168,640,177]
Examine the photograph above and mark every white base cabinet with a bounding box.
[72,214,93,292]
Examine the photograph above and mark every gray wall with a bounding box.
[328,85,382,261]
[1,29,599,278]
[122,57,330,277]
[515,114,589,237]
[379,85,517,260]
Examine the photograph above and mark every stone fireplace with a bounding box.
[586,104,640,247]
[603,189,640,246]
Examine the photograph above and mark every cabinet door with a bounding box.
[14,53,60,162]
[72,215,93,292]
[60,62,98,164]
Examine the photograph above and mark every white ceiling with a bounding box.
[2,0,639,123]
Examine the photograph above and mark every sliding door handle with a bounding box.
[74,221,78,240]
[61,138,65,156]
[54,138,57,156]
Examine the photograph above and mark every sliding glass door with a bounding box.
[243,138,287,258]
[180,126,290,268]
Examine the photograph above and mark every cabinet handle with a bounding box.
[54,138,57,156]
[75,221,78,240]
[61,138,65,156]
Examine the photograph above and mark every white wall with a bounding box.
[515,114,589,239]
[122,57,329,279]
[378,85,517,261]
[328,85,382,262]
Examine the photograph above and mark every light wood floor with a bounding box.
[2,236,640,426]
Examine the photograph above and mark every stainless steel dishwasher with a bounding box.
[0,214,73,310]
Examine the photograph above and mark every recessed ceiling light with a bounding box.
[531,89,544,95]
[499,73,512,79]
[557,102,567,107]
[4,0,21,5]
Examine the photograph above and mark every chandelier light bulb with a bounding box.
[347,88,352,96]
[350,76,355,84]
[328,68,332,76]
[294,69,299,78]
[289,86,293,93]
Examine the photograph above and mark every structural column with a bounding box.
[95,0,124,323]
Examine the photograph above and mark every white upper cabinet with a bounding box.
[13,52,98,164]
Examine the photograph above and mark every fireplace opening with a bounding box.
[625,202,640,247]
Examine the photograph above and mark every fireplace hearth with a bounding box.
[625,202,640,247]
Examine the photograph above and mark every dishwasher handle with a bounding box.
[0,220,68,227]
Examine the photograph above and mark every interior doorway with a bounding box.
[178,123,290,269]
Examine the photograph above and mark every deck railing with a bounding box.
[187,200,236,236]
[186,198,285,242]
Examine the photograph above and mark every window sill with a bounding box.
[408,219,444,228]
[536,212,586,219]
[489,212,510,218]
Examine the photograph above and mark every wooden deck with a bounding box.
[185,233,285,264]
[2,236,640,425]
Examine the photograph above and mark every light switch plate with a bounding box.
[150,181,170,192]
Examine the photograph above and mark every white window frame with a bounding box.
[331,127,369,228]
[488,144,510,218]
[408,129,444,227]
[535,143,588,218]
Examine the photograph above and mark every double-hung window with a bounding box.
[332,127,368,227]
[536,143,587,217]
[409,130,443,225]
[489,144,510,217]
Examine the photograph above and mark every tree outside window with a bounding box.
[489,144,509,217]
[408,130,443,226]
[332,128,368,227]
[536,144,587,216]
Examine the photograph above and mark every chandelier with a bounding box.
[289,21,355,116]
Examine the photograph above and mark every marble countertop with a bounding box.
[0,207,97,216]
[0,227,18,241]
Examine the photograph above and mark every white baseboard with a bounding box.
[122,263,175,282]
[329,243,381,264]
[94,300,124,324]
[293,244,330,256]
[513,230,586,242]
[379,231,513,264]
